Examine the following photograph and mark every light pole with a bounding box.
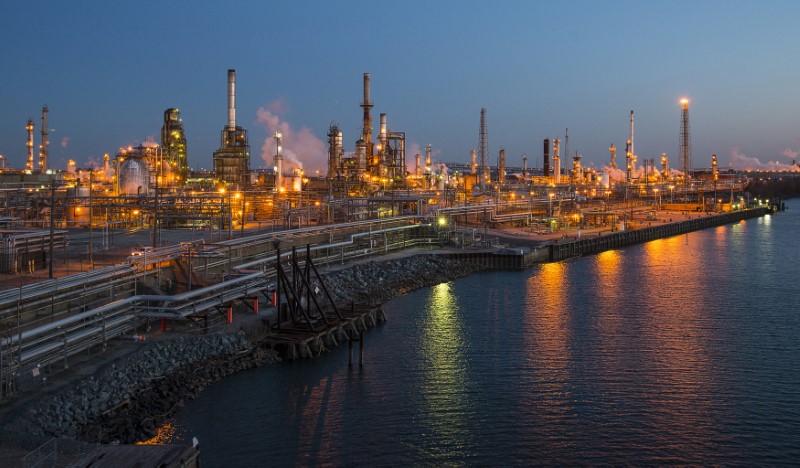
[653,188,659,210]
[548,192,555,232]
[669,185,674,204]
[48,178,57,278]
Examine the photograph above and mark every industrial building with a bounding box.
[161,108,188,185]
[326,73,407,189]
[212,69,250,189]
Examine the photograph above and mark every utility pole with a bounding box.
[48,178,56,279]
[152,166,159,248]
[89,170,93,269]
[240,191,245,237]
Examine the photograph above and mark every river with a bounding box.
[169,201,800,465]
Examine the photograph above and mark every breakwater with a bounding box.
[4,256,484,445]
[10,334,280,444]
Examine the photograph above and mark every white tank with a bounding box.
[119,157,150,196]
[601,172,610,188]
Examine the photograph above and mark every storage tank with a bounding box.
[601,172,610,188]
[119,157,150,196]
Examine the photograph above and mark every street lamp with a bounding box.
[653,188,659,210]
[668,185,674,204]
[548,192,555,232]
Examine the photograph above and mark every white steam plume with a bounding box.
[61,136,70,148]
[406,142,421,173]
[729,147,800,171]
[257,99,326,174]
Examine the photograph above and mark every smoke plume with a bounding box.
[406,142,421,173]
[257,99,326,174]
[61,136,70,148]
[729,147,800,171]
[781,148,799,160]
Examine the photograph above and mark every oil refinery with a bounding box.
[0,70,754,276]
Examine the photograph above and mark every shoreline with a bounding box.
[0,208,770,453]
[0,256,485,448]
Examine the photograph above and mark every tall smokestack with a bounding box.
[379,113,387,151]
[522,155,528,178]
[543,138,550,178]
[629,110,635,160]
[40,105,49,172]
[498,147,506,184]
[364,73,371,106]
[228,69,236,130]
[415,153,421,176]
[361,73,373,154]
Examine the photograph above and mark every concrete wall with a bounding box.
[548,208,768,262]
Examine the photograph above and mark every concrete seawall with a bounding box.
[548,207,768,262]
[444,208,770,268]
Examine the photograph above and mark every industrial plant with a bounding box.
[0,65,767,406]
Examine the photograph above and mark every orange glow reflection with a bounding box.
[523,262,572,422]
[639,236,714,440]
[137,420,176,445]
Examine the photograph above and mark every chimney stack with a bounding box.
[228,69,236,130]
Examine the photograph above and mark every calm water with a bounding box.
[171,202,800,466]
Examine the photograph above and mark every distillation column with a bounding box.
[361,73,374,157]
[274,132,284,190]
[609,143,616,169]
[479,108,488,188]
[498,147,506,184]
[543,139,550,179]
[470,148,477,175]
[629,110,635,163]
[26,119,34,171]
[553,138,561,184]
[522,155,528,178]
[40,106,49,172]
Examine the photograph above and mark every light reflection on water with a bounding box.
[416,282,474,460]
[169,205,800,465]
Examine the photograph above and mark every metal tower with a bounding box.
[629,110,635,160]
[479,108,488,188]
[609,143,616,169]
[26,119,34,171]
[361,73,374,157]
[161,108,188,184]
[40,106,49,172]
[679,98,691,183]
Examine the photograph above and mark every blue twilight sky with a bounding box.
[1,0,799,174]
